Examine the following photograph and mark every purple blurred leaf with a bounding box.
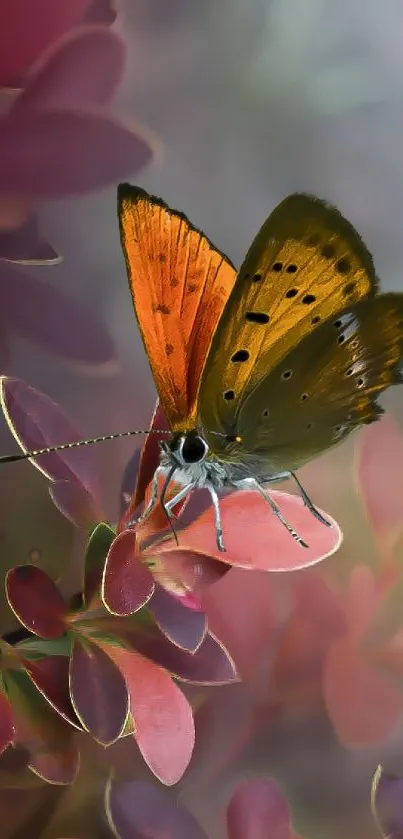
[69,638,129,745]
[149,585,207,652]
[84,521,116,606]
[102,530,155,616]
[23,655,81,728]
[1,376,101,491]
[14,26,125,111]
[0,213,60,265]
[105,778,208,839]
[0,692,15,755]
[227,778,292,839]
[0,263,117,367]
[6,565,67,638]
[0,106,155,197]
[372,765,403,839]
[49,479,104,529]
[0,0,91,86]
[85,0,118,24]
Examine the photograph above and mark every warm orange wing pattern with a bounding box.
[118,184,237,430]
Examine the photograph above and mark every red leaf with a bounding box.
[226,778,292,839]
[49,479,104,529]
[0,107,155,197]
[1,376,101,490]
[106,645,194,784]
[105,777,208,839]
[85,0,117,24]
[371,765,403,839]
[323,638,403,746]
[24,655,81,728]
[130,402,169,513]
[160,490,342,571]
[0,691,15,754]
[14,26,125,111]
[0,265,116,367]
[355,416,403,561]
[0,0,90,86]
[69,638,129,745]
[149,585,207,651]
[148,547,228,603]
[102,530,155,615]
[6,565,67,638]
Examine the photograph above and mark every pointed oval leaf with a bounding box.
[161,490,342,571]
[130,402,169,513]
[23,655,81,728]
[1,375,100,490]
[148,585,207,652]
[0,265,116,367]
[85,0,118,24]
[148,547,229,604]
[0,691,15,754]
[102,530,154,616]
[0,107,155,197]
[227,778,292,839]
[84,522,116,607]
[14,26,125,111]
[106,777,208,839]
[372,765,403,839]
[345,564,378,642]
[0,0,90,86]
[323,638,403,746]
[69,638,128,745]
[104,645,194,785]
[6,565,67,638]
[49,479,104,530]
[0,213,61,265]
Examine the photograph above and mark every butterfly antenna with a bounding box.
[0,428,171,465]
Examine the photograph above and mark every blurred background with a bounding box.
[2,0,403,837]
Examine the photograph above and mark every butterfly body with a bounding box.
[118,184,403,550]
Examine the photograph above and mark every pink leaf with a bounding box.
[149,585,207,651]
[0,107,155,197]
[148,547,228,603]
[102,530,155,615]
[0,0,90,86]
[85,0,117,25]
[23,655,81,728]
[14,26,125,111]
[1,376,100,491]
[105,778,208,839]
[355,416,403,561]
[371,765,403,839]
[227,778,292,839]
[323,638,403,746]
[107,645,195,784]
[119,402,169,530]
[0,691,15,755]
[345,564,378,642]
[159,490,342,571]
[6,565,67,638]
[49,479,104,529]
[0,213,60,265]
[69,638,129,745]
[0,264,116,367]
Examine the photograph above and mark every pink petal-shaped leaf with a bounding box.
[148,585,207,651]
[323,638,403,746]
[85,0,118,24]
[371,765,403,839]
[106,645,194,785]
[105,777,208,839]
[69,638,128,745]
[345,564,378,642]
[125,626,238,685]
[84,521,116,607]
[49,479,104,529]
[159,490,342,571]
[1,376,101,490]
[23,655,81,728]
[6,565,67,638]
[227,778,292,839]
[0,0,90,86]
[0,264,116,367]
[0,213,60,265]
[355,416,403,561]
[14,26,125,111]
[102,530,155,616]
[0,107,155,197]
[148,548,229,603]
[5,670,80,784]
[0,691,15,754]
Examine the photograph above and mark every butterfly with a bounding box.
[117,183,403,552]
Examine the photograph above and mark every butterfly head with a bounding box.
[162,429,209,467]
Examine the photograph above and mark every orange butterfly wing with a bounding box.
[118,184,237,431]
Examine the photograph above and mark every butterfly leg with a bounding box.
[290,471,331,527]
[206,485,226,552]
[127,465,165,526]
[164,485,192,520]
[234,477,308,548]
